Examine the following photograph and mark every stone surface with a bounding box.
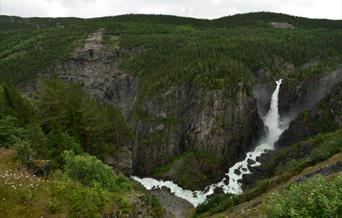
[40,29,264,187]
[277,78,342,148]
[31,159,51,177]
[271,22,295,29]
[151,188,194,218]
[295,161,342,183]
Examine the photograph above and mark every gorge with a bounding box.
[132,79,285,207]
[1,12,342,218]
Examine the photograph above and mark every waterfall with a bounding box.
[132,80,286,207]
[263,79,283,148]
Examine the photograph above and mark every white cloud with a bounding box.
[1,0,341,19]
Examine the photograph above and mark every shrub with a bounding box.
[50,176,113,218]
[196,193,238,215]
[267,175,342,217]
[63,151,131,192]
[0,115,27,147]
[11,139,35,164]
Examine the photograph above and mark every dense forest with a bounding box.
[0,12,342,217]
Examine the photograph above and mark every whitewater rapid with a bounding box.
[132,79,286,207]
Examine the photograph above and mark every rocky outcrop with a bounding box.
[295,161,342,183]
[31,159,51,177]
[271,22,295,29]
[105,146,133,175]
[151,188,193,218]
[43,29,138,118]
[277,79,342,147]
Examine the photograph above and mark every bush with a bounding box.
[63,151,131,192]
[50,176,114,218]
[267,175,342,217]
[196,193,238,215]
[0,115,27,147]
[11,139,35,164]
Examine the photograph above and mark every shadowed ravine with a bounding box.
[132,79,286,207]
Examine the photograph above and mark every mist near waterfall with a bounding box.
[254,69,342,128]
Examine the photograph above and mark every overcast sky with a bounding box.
[1,0,341,20]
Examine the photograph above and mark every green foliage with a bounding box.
[196,193,238,216]
[50,176,116,218]
[0,148,162,218]
[275,128,342,177]
[0,84,41,151]
[37,79,132,161]
[116,19,342,96]
[63,151,131,192]
[197,128,342,216]
[267,175,342,217]
[0,21,94,84]
[153,151,222,190]
[0,115,27,147]
[1,13,342,217]
[2,13,342,93]
[0,84,36,125]
[11,139,35,164]
[0,80,132,167]
[26,122,49,158]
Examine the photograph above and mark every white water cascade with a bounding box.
[132,79,286,207]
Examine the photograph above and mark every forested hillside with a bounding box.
[0,12,342,217]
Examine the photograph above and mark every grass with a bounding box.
[194,127,342,217]
[0,148,163,218]
[196,153,342,218]
[0,149,50,218]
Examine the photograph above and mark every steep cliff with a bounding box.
[132,83,263,177]
[41,29,264,189]
[242,77,342,188]
[275,84,342,151]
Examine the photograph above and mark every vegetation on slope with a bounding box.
[0,81,162,217]
[153,151,222,190]
[1,13,342,217]
[1,12,342,90]
[0,80,132,166]
[0,148,162,217]
[194,127,342,217]
[266,175,342,217]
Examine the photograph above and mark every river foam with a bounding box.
[132,80,285,207]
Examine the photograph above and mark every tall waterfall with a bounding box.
[132,80,285,207]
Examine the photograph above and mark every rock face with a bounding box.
[43,29,138,118]
[42,30,264,186]
[132,83,264,178]
[254,69,342,123]
[31,159,51,177]
[40,29,138,174]
[105,146,133,175]
[34,28,342,192]
[151,188,193,218]
[242,78,342,188]
[277,78,342,148]
[279,69,342,122]
[295,161,342,183]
